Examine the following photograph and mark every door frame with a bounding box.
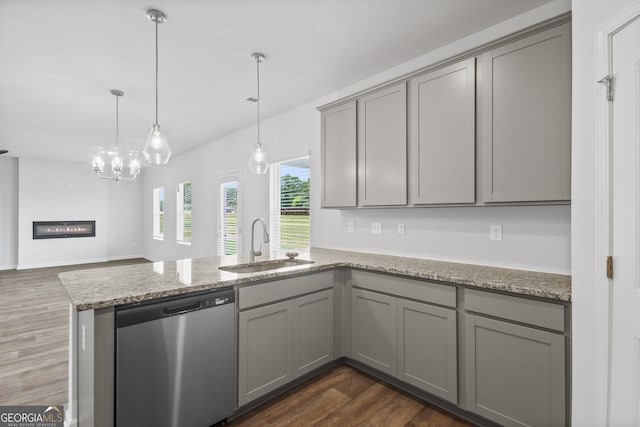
[594,2,640,425]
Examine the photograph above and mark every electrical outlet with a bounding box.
[490,224,503,241]
[397,223,406,235]
[347,221,355,233]
[371,222,382,235]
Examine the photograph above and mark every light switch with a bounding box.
[490,224,503,241]
[347,221,355,233]
[81,324,86,352]
[397,223,406,235]
[371,222,382,235]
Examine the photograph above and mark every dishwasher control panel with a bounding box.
[206,295,234,307]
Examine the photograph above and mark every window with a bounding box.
[153,187,164,240]
[270,156,310,250]
[176,181,192,244]
[218,180,239,255]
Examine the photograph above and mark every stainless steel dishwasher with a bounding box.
[116,287,235,427]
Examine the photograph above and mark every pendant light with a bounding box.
[91,89,141,186]
[248,52,269,174]
[143,9,171,166]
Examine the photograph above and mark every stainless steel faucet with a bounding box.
[249,217,270,263]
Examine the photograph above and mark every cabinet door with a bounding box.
[238,300,292,407]
[465,315,566,427]
[292,289,334,379]
[481,24,571,202]
[397,299,458,403]
[410,59,475,204]
[358,82,407,206]
[351,288,397,375]
[321,101,357,207]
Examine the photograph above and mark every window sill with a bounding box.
[153,236,164,241]
[176,241,191,246]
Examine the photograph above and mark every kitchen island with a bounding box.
[59,248,571,427]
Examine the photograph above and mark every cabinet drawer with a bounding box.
[351,270,456,308]
[465,289,565,332]
[239,271,334,310]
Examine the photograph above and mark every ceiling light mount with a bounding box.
[251,52,266,62]
[110,89,124,97]
[146,9,167,24]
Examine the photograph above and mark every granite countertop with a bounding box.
[58,247,572,311]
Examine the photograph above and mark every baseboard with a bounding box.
[0,264,18,271]
[107,254,145,261]
[143,255,161,262]
[16,258,109,270]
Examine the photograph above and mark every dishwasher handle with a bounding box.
[116,287,235,328]
[163,302,201,316]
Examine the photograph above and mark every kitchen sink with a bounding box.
[218,259,315,274]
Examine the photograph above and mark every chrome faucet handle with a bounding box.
[285,252,298,260]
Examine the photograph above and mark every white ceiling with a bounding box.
[0,0,553,162]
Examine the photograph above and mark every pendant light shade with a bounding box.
[143,9,171,166]
[91,89,141,185]
[145,124,170,165]
[248,52,269,174]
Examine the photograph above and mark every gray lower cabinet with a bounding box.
[238,285,335,407]
[409,58,476,205]
[352,284,458,404]
[358,82,407,206]
[351,288,397,375]
[238,300,292,407]
[480,23,571,203]
[464,314,566,427]
[292,289,334,379]
[321,101,357,207]
[397,299,457,403]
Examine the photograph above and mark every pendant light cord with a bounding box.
[155,19,159,126]
[115,94,119,147]
[256,55,261,145]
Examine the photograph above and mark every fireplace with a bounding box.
[33,221,96,239]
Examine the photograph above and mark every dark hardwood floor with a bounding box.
[0,258,149,406]
[232,365,474,427]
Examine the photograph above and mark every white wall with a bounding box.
[570,0,637,424]
[16,157,143,269]
[142,0,572,274]
[0,156,19,269]
[107,177,144,260]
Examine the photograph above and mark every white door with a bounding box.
[610,14,640,426]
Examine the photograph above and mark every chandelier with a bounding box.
[91,89,141,185]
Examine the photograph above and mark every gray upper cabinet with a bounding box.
[409,59,476,205]
[321,101,357,207]
[351,288,397,375]
[358,82,408,206]
[397,299,458,403]
[480,23,571,202]
[238,300,292,407]
[292,289,334,379]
